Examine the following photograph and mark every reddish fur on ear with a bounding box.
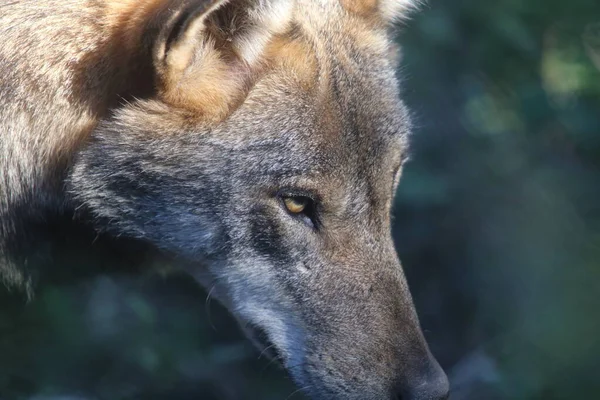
[154,0,298,122]
[104,0,171,54]
[266,31,318,89]
[340,0,418,22]
[105,0,299,122]
[153,0,249,121]
[156,39,251,122]
[340,0,378,17]
[104,0,247,122]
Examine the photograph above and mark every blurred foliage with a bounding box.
[0,274,300,400]
[1,0,599,399]
[395,0,600,399]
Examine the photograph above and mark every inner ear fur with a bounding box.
[340,0,419,23]
[153,0,246,121]
[152,0,294,121]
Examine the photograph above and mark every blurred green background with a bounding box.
[1,0,599,399]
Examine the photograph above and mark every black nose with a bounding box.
[395,358,450,400]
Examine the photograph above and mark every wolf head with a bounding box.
[69,0,449,398]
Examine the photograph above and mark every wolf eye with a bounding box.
[283,197,308,214]
[279,193,318,229]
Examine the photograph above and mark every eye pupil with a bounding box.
[284,197,307,214]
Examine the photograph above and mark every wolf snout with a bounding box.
[393,357,450,400]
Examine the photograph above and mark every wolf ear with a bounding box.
[341,0,419,23]
[379,0,420,22]
[153,0,293,120]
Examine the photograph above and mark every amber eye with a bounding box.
[278,192,319,229]
[283,196,308,214]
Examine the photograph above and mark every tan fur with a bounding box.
[103,0,168,42]
[266,30,319,89]
[152,0,296,121]
[157,36,248,120]
[103,0,399,121]
[340,0,419,22]
[340,0,378,18]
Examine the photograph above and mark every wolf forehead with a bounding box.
[223,3,411,154]
[207,92,408,192]
[216,39,410,168]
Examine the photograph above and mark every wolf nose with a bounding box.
[394,358,450,400]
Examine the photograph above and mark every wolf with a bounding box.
[0,0,449,398]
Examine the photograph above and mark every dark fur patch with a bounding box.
[248,205,289,264]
